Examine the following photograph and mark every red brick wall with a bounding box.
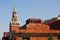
[10,25,20,33]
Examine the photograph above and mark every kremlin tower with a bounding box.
[10,5,20,32]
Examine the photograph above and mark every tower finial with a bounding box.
[13,4,16,12]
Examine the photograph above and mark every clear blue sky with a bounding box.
[0,0,60,38]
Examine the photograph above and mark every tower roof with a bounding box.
[10,5,20,26]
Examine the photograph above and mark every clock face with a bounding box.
[14,18,17,22]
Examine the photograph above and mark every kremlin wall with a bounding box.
[2,6,60,40]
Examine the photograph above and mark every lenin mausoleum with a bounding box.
[2,5,60,40]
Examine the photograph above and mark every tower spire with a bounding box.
[10,5,19,26]
[13,4,16,12]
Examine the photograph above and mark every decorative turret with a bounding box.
[10,5,19,26]
[57,15,60,20]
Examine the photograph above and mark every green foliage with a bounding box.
[48,34,53,40]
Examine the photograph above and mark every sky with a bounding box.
[0,0,60,38]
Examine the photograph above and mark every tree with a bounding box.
[48,33,53,40]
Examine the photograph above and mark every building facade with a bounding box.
[2,6,60,40]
